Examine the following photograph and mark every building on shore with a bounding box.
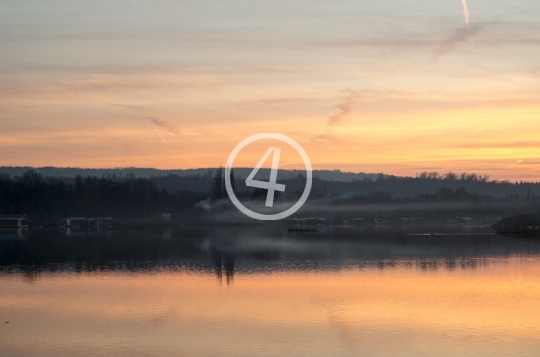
[66,217,88,227]
[0,214,30,228]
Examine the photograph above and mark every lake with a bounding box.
[1,226,540,357]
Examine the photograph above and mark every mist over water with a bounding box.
[1,226,540,275]
[1,228,540,357]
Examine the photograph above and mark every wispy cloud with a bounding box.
[312,134,345,144]
[434,25,481,59]
[328,91,357,126]
[146,117,180,135]
[458,141,540,149]
[109,103,153,113]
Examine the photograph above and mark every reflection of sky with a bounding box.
[2,228,540,275]
[2,258,540,357]
[1,0,540,179]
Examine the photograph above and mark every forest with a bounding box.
[0,168,539,222]
[0,170,203,220]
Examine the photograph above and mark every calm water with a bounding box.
[2,226,540,357]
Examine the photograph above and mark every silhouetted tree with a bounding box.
[212,167,236,199]
[212,167,224,199]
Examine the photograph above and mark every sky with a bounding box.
[1,0,539,180]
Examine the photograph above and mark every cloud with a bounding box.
[457,141,540,149]
[328,91,357,126]
[109,103,153,113]
[146,117,180,135]
[434,25,481,59]
[312,134,345,144]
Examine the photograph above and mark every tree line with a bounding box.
[0,170,203,219]
[1,169,539,220]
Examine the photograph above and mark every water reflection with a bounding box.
[213,252,235,286]
[0,226,539,278]
[0,228,28,240]
[2,227,540,357]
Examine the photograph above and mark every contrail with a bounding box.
[509,160,522,168]
[155,128,167,144]
[460,0,470,26]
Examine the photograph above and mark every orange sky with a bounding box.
[1,1,539,180]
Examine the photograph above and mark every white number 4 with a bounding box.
[245,147,286,207]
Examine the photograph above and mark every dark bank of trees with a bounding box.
[1,168,539,220]
[211,167,236,199]
[0,170,203,219]
[148,169,540,200]
[306,171,540,201]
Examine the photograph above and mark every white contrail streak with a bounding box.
[460,0,470,26]
[509,160,522,168]
[155,128,167,144]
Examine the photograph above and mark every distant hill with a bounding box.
[0,166,384,182]
[1,166,539,198]
[1,166,540,221]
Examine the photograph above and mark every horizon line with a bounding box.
[1,165,537,182]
